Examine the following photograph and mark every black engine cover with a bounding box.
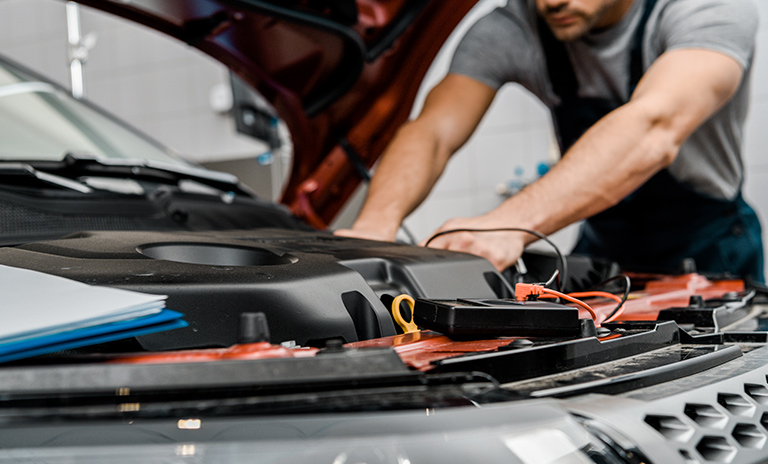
[0,229,503,350]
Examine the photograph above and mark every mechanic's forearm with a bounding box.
[352,120,451,238]
[425,50,741,271]
[495,99,680,237]
[491,49,741,240]
[345,74,497,241]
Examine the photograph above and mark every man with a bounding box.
[338,0,764,281]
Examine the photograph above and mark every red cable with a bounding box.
[514,283,598,322]
[542,288,598,321]
[537,290,624,323]
[567,291,622,304]
[538,291,620,304]
[601,305,626,324]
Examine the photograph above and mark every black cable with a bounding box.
[543,269,559,288]
[592,274,631,323]
[542,269,563,296]
[591,274,631,293]
[423,228,568,288]
[399,225,418,245]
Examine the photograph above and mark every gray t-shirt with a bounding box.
[449,0,759,200]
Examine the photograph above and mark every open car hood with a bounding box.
[72,0,480,228]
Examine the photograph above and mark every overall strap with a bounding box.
[538,13,576,98]
[629,0,658,93]
[539,0,659,100]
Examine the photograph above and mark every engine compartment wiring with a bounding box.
[516,272,631,325]
[423,227,568,287]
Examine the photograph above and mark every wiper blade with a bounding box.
[0,163,92,193]
[19,154,252,197]
[66,153,238,184]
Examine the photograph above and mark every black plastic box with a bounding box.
[414,298,581,337]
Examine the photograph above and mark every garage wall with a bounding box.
[0,0,765,267]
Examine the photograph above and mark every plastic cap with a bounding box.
[238,312,270,343]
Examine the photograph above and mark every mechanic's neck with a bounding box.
[593,0,637,31]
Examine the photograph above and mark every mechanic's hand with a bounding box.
[420,216,528,272]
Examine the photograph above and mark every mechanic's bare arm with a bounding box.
[426,49,744,271]
[335,74,497,241]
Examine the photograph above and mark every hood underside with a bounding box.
[70,0,480,228]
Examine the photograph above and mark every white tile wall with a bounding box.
[0,0,68,86]
[0,0,766,266]
[0,0,266,166]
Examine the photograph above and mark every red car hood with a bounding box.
[72,0,480,228]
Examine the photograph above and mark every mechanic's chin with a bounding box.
[544,17,589,42]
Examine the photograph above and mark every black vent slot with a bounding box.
[732,423,766,449]
[717,393,756,418]
[696,436,736,463]
[685,403,728,429]
[745,384,768,405]
[644,415,693,442]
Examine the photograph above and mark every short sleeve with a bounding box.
[656,0,758,68]
[448,6,540,90]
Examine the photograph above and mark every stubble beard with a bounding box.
[541,0,620,42]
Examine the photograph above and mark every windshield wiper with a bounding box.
[4,153,253,197]
[0,163,92,193]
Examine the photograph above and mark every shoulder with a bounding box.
[650,0,758,67]
[654,0,758,37]
[464,1,536,43]
[450,1,542,89]
[657,0,757,15]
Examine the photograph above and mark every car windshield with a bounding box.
[0,58,185,166]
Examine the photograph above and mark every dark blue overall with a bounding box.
[538,0,764,281]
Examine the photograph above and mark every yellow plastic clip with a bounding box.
[391,294,420,334]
